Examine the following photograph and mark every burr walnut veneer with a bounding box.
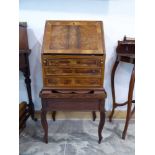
[40,21,106,144]
[41,21,105,89]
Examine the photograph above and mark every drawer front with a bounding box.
[42,55,105,88]
[44,67,101,76]
[44,77,72,87]
[42,55,103,68]
[46,99,99,111]
[74,78,101,86]
[44,76,102,88]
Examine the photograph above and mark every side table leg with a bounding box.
[92,111,96,121]
[109,60,119,122]
[109,106,115,122]
[23,55,37,121]
[130,106,135,120]
[122,67,135,139]
[52,111,56,121]
[98,100,106,144]
[41,109,48,143]
[24,73,36,121]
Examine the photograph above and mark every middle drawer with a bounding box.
[44,67,101,76]
[42,55,102,68]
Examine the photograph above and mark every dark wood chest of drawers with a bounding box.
[41,21,105,89]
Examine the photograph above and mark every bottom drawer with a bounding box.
[44,77,102,88]
[45,99,100,111]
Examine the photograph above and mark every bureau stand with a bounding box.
[40,89,107,144]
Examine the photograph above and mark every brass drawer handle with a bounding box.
[43,60,47,65]
[100,59,104,64]
[92,70,96,73]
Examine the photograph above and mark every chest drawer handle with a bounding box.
[92,70,96,73]
[43,60,47,65]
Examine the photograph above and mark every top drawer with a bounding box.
[42,55,104,68]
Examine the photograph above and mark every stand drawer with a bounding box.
[45,99,99,111]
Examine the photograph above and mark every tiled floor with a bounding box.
[19,119,135,155]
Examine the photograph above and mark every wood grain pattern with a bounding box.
[42,55,103,67]
[41,21,105,89]
[44,67,101,76]
[42,55,104,88]
[44,77,102,88]
[42,21,105,55]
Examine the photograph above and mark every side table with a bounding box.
[40,89,107,144]
[19,22,37,121]
[109,37,135,139]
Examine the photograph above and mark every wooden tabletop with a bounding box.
[19,22,30,53]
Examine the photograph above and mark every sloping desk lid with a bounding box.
[42,21,105,55]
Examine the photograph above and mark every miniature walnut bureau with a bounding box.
[40,21,106,144]
[41,21,105,88]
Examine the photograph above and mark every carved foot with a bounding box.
[98,136,103,144]
[122,132,126,140]
[29,102,37,121]
[44,134,48,143]
[98,111,105,144]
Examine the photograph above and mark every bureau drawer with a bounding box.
[74,78,101,86]
[44,67,101,76]
[42,55,103,68]
[44,76,102,88]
